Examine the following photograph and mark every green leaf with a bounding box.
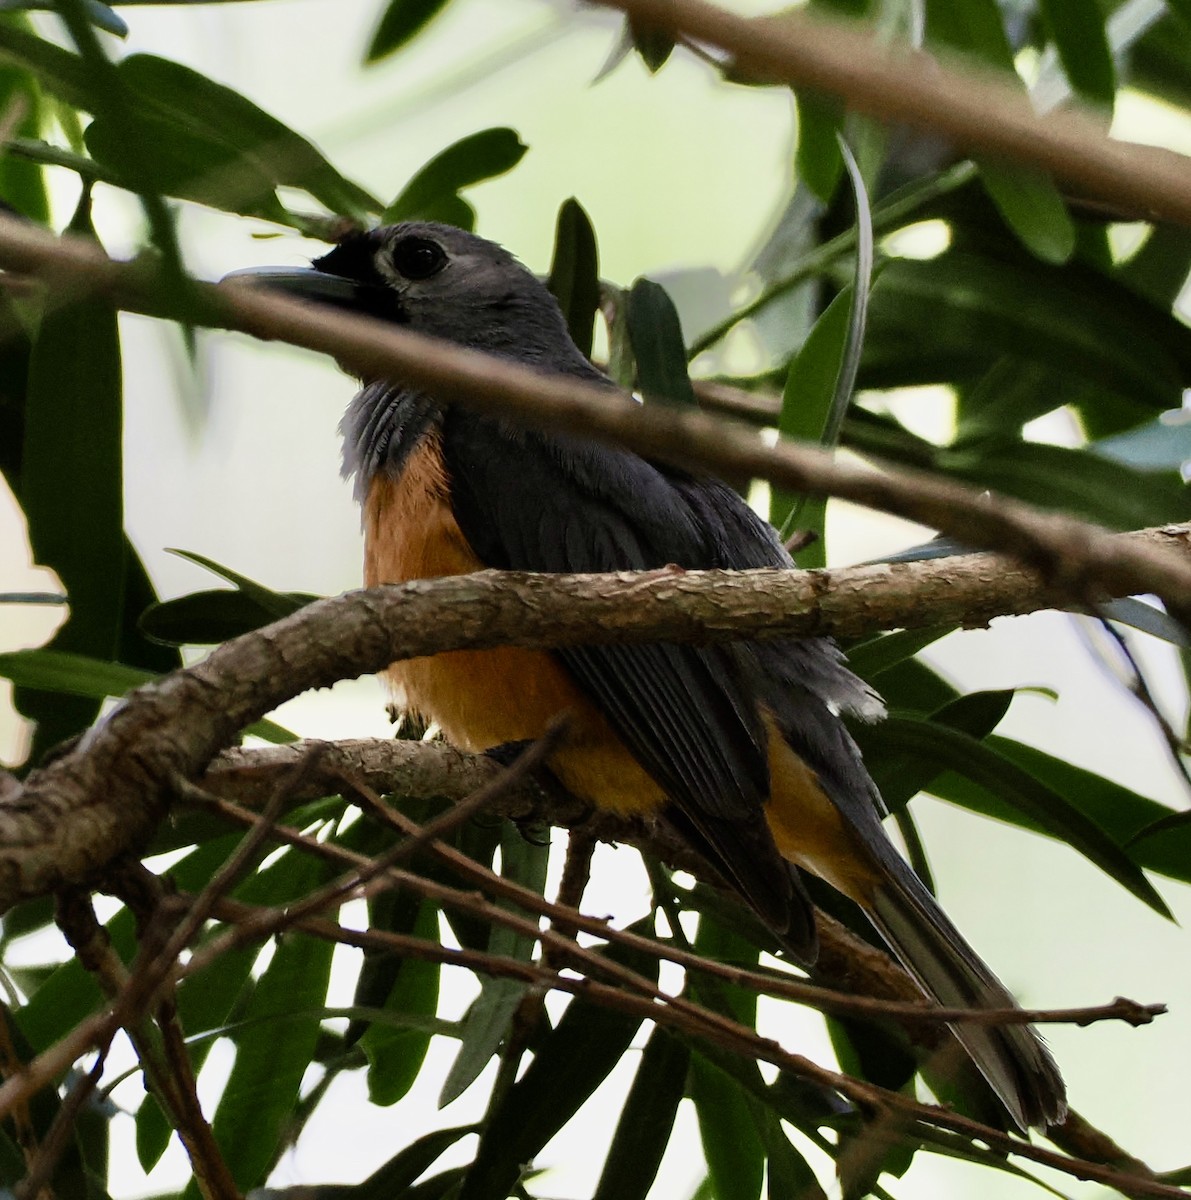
[689,1053,765,1200]
[1039,0,1116,108]
[359,900,441,1106]
[0,41,49,223]
[382,128,527,226]
[860,251,1191,409]
[977,162,1076,265]
[824,137,874,446]
[366,0,451,62]
[1116,223,1191,308]
[867,655,958,714]
[925,0,1016,70]
[439,825,548,1106]
[547,197,600,359]
[84,109,284,221]
[0,646,293,744]
[139,588,316,646]
[136,942,258,1171]
[938,439,1189,532]
[628,12,675,71]
[79,53,376,220]
[763,1117,825,1199]
[932,735,1191,887]
[923,0,1075,263]
[627,278,697,408]
[14,188,123,760]
[795,92,844,203]
[592,1028,690,1200]
[132,55,375,213]
[356,1126,476,1195]
[864,715,1172,917]
[458,920,659,1200]
[775,133,876,554]
[692,912,758,1026]
[166,548,310,617]
[845,626,955,681]
[191,927,334,1190]
[0,20,92,110]
[773,285,852,563]
[0,647,153,700]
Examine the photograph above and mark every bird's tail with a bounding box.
[865,855,1067,1131]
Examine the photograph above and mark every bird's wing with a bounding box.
[442,413,813,946]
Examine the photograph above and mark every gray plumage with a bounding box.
[255,220,1066,1131]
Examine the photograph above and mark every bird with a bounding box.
[237,220,1066,1131]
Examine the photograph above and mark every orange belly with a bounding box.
[365,436,876,896]
[363,437,666,816]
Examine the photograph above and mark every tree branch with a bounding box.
[601,0,1191,227]
[4,521,1189,913]
[0,212,1187,622]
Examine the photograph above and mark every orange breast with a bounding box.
[365,438,877,896]
[363,435,666,816]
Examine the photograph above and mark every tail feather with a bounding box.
[867,865,1067,1131]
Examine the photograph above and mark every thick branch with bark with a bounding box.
[5,524,1190,912]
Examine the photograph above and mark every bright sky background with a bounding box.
[2,2,1190,1198]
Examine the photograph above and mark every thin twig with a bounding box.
[13,1055,105,1200]
[179,897,1187,1200]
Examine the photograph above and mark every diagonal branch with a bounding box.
[0,213,1187,618]
[601,0,1191,227]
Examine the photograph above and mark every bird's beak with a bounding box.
[220,265,406,322]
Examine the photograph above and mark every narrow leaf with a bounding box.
[627,277,697,407]
[1039,0,1116,108]
[978,161,1076,265]
[139,588,316,647]
[933,735,1191,887]
[822,135,874,450]
[359,900,441,1106]
[166,548,313,618]
[689,1053,765,1200]
[866,716,1172,917]
[628,13,675,71]
[845,626,954,680]
[439,826,547,1105]
[0,645,152,700]
[15,188,123,759]
[546,197,600,359]
[795,92,844,203]
[773,285,852,559]
[136,942,257,1170]
[366,0,451,63]
[770,134,873,555]
[592,1028,690,1200]
[382,128,527,225]
[192,931,334,1191]
[356,1125,476,1194]
[458,920,659,1200]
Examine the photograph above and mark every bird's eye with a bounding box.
[390,236,447,281]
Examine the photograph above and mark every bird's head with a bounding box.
[228,221,591,374]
